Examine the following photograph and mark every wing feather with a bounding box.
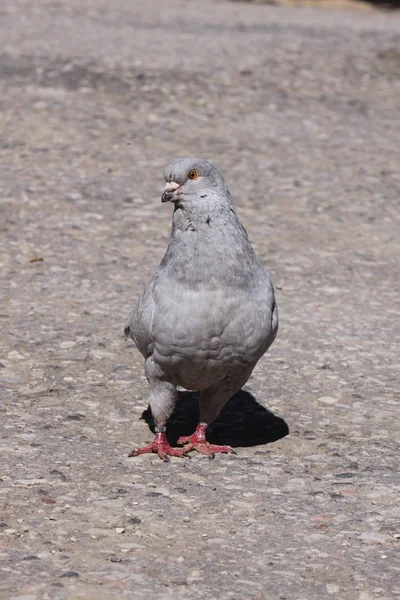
[124,280,155,358]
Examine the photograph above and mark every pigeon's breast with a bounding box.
[151,280,275,390]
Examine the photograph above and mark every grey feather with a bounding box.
[125,157,278,427]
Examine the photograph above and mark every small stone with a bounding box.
[60,571,79,578]
[49,469,70,482]
[154,487,170,496]
[359,531,387,543]
[65,414,85,421]
[110,554,122,562]
[115,527,125,534]
[66,192,82,201]
[170,578,188,586]
[188,570,201,583]
[317,396,338,404]
[183,516,190,522]
[326,583,340,594]
[304,454,328,462]
[59,341,76,349]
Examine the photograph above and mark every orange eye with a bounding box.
[188,169,199,180]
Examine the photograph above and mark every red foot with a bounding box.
[129,432,187,462]
[177,423,236,458]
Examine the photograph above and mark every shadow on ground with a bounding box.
[140,389,289,448]
[236,0,400,10]
[362,0,400,8]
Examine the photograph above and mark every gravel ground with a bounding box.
[1,1,400,599]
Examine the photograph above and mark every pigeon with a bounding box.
[125,157,278,461]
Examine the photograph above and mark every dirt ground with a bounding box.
[1,1,400,599]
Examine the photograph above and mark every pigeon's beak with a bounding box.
[161,181,180,203]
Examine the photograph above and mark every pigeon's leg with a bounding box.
[129,358,187,462]
[178,385,237,457]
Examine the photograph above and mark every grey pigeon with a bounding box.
[125,157,278,461]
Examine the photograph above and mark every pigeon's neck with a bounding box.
[172,203,226,232]
[171,200,244,237]
[159,202,261,289]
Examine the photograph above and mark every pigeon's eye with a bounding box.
[188,169,199,180]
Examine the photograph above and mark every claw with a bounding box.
[129,432,187,461]
[177,423,236,457]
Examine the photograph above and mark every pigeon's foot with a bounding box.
[177,423,236,458]
[129,432,187,462]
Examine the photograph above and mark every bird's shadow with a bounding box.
[140,389,289,448]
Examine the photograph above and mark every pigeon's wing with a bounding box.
[124,280,155,359]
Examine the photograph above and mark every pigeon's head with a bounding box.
[161,157,230,207]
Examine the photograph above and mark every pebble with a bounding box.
[66,192,82,201]
[317,396,338,404]
[110,554,122,562]
[154,487,171,496]
[59,341,76,349]
[115,527,125,534]
[359,532,387,544]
